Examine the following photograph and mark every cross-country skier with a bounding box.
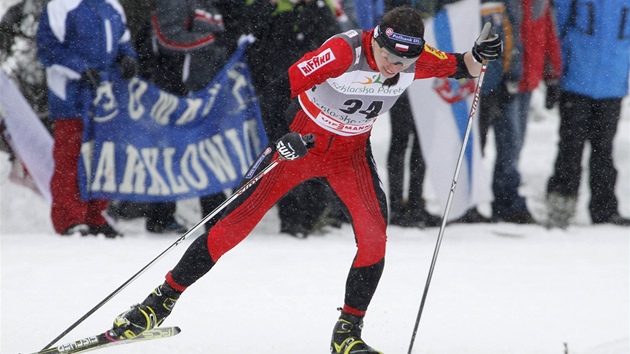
[110,6,501,353]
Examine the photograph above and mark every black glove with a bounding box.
[80,67,100,90]
[472,22,502,63]
[275,132,315,160]
[545,80,560,109]
[118,55,138,80]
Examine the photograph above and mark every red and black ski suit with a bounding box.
[165,28,472,317]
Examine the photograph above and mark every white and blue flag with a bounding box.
[407,0,492,220]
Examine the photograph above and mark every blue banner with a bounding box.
[78,44,268,202]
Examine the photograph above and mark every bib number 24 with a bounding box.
[339,99,383,119]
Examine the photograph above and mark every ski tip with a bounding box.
[22,326,182,354]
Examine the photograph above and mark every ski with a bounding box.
[26,326,181,354]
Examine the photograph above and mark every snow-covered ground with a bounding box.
[1,86,629,354]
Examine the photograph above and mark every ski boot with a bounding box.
[330,311,383,354]
[546,192,577,229]
[111,282,180,339]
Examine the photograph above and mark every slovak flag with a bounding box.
[406,0,492,220]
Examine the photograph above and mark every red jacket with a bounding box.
[518,0,562,92]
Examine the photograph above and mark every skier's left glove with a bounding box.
[472,22,502,63]
[117,55,138,80]
[275,132,315,160]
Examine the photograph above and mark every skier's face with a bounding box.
[371,39,415,78]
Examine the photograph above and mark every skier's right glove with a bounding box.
[80,67,100,90]
[472,22,502,63]
[275,132,315,160]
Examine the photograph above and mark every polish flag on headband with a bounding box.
[395,43,409,52]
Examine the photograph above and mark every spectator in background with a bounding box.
[1,0,49,131]
[334,0,360,32]
[386,92,441,228]
[131,0,244,233]
[117,0,155,43]
[456,0,517,224]
[244,0,345,237]
[502,0,561,223]
[476,0,562,224]
[383,0,443,228]
[474,0,520,223]
[36,0,137,237]
[140,0,242,94]
[244,0,340,95]
[546,0,630,228]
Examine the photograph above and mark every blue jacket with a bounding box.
[555,0,630,99]
[36,0,136,119]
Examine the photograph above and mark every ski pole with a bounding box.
[407,62,488,354]
[41,150,288,351]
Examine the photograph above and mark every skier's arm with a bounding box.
[414,23,502,79]
[287,37,355,97]
[260,37,354,141]
[413,46,472,80]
